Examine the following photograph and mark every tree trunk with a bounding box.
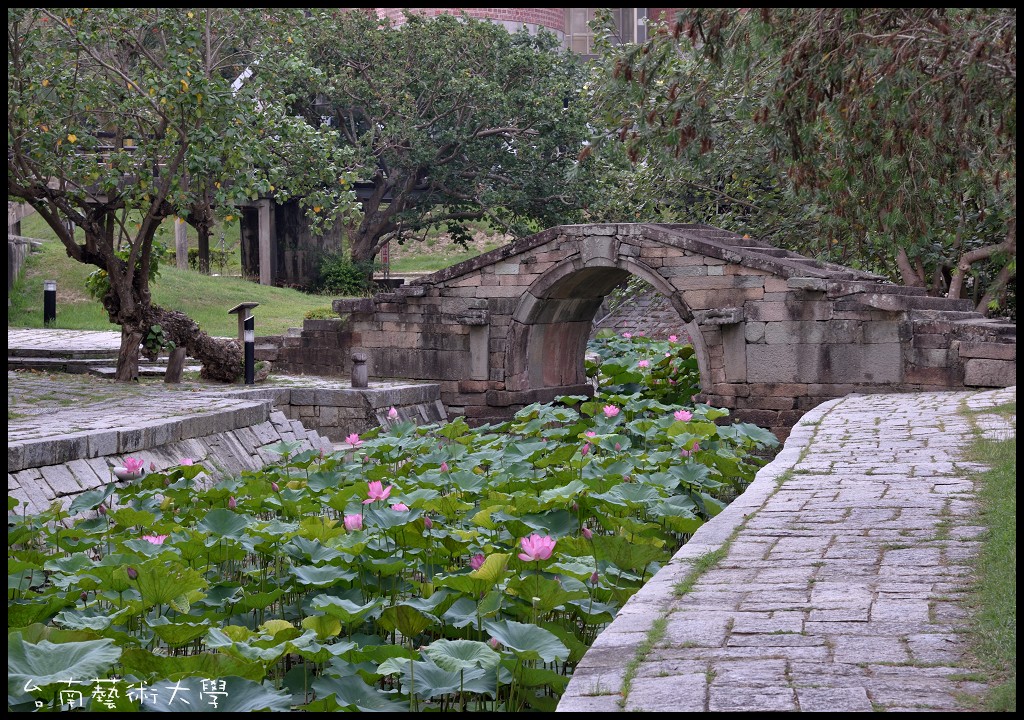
[114,327,144,382]
[144,304,242,382]
[197,222,211,274]
[895,247,926,287]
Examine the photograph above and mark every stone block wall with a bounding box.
[279,384,447,442]
[8,409,333,516]
[290,222,1017,438]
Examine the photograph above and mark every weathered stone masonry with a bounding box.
[287,223,1013,439]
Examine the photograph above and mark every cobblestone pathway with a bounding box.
[559,387,1015,713]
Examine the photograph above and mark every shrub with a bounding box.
[317,253,379,296]
[303,306,340,320]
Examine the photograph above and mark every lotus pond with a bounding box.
[8,334,777,712]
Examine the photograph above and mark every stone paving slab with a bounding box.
[558,386,1015,713]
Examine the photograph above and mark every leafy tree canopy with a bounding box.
[8,7,357,379]
[586,8,1015,317]
[284,10,593,265]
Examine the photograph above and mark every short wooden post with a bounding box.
[164,346,188,383]
[351,351,368,388]
[175,217,189,270]
[227,302,260,347]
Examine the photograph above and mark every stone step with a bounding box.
[86,364,203,378]
[8,356,180,373]
[285,327,303,337]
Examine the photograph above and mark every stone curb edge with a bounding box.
[7,399,273,473]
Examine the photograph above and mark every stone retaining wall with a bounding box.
[8,410,332,515]
[8,382,446,514]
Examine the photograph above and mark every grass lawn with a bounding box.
[9,210,512,336]
[9,219,331,337]
[964,401,1016,711]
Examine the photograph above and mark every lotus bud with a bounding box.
[582,526,593,540]
[488,637,500,650]
[80,591,88,601]
[590,571,599,586]
[228,496,237,510]
[440,462,449,472]
[127,567,138,580]
[98,503,107,516]
[572,502,579,512]
[271,481,279,492]
[424,515,433,529]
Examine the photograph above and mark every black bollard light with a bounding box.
[43,280,57,326]
[244,314,255,385]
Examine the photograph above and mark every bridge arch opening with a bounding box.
[505,256,711,397]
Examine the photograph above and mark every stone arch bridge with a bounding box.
[321,224,1014,437]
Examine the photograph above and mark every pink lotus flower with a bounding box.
[638,360,650,368]
[345,433,363,448]
[488,637,501,650]
[674,409,693,422]
[622,332,632,339]
[680,441,701,458]
[123,457,145,475]
[614,442,621,451]
[518,533,556,562]
[669,335,678,343]
[344,514,363,532]
[388,406,398,420]
[142,534,168,545]
[582,527,593,540]
[602,405,620,418]
[363,480,392,504]
[470,553,486,570]
[391,502,410,512]
[180,458,194,466]
[581,443,590,457]
[228,496,237,510]
[585,431,596,438]
[440,462,449,472]
[665,352,672,358]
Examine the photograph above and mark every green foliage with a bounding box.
[185,247,231,271]
[7,336,776,711]
[316,253,378,296]
[286,10,593,264]
[966,414,1016,711]
[142,324,175,357]
[303,306,339,320]
[8,8,359,378]
[85,243,168,301]
[586,8,1016,317]
[588,332,701,408]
